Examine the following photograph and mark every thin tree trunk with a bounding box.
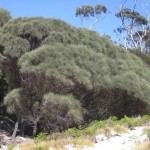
[11,117,20,142]
[21,121,25,137]
[33,122,37,137]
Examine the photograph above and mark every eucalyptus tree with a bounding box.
[75,4,108,30]
[143,27,150,52]
[115,0,149,51]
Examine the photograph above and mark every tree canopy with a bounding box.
[115,0,149,51]
[0,12,149,136]
[75,4,107,30]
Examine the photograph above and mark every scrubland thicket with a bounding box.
[0,9,150,137]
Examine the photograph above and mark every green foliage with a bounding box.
[2,17,76,39]
[34,132,48,144]
[62,115,150,139]
[117,116,149,128]
[115,3,149,51]
[18,22,42,48]
[0,15,150,134]
[111,116,118,121]
[0,8,11,27]
[76,4,107,29]
[116,8,148,25]
[118,116,137,128]
[84,120,107,136]
[43,93,83,125]
[132,50,150,67]
[140,115,150,124]
[42,31,72,45]
[90,120,107,129]
[19,43,150,105]
[64,128,84,138]
[3,88,23,114]
[76,4,107,18]
[0,33,30,58]
[76,5,95,17]
[84,126,97,136]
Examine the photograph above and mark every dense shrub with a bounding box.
[0,17,150,135]
[19,44,150,120]
[0,8,11,27]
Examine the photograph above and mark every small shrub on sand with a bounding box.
[64,127,84,138]
[34,132,48,144]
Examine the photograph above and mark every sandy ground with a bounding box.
[1,126,149,150]
[64,126,149,150]
[93,127,147,150]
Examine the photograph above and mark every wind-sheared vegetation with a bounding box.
[0,7,149,139]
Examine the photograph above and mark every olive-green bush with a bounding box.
[0,16,150,135]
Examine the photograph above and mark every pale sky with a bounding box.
[0,0,147,41]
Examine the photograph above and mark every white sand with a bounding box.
[65,126,149,150]
[1,126,149,150]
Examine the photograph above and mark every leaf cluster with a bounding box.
[76,4,107,17]
[116,8,148,25]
